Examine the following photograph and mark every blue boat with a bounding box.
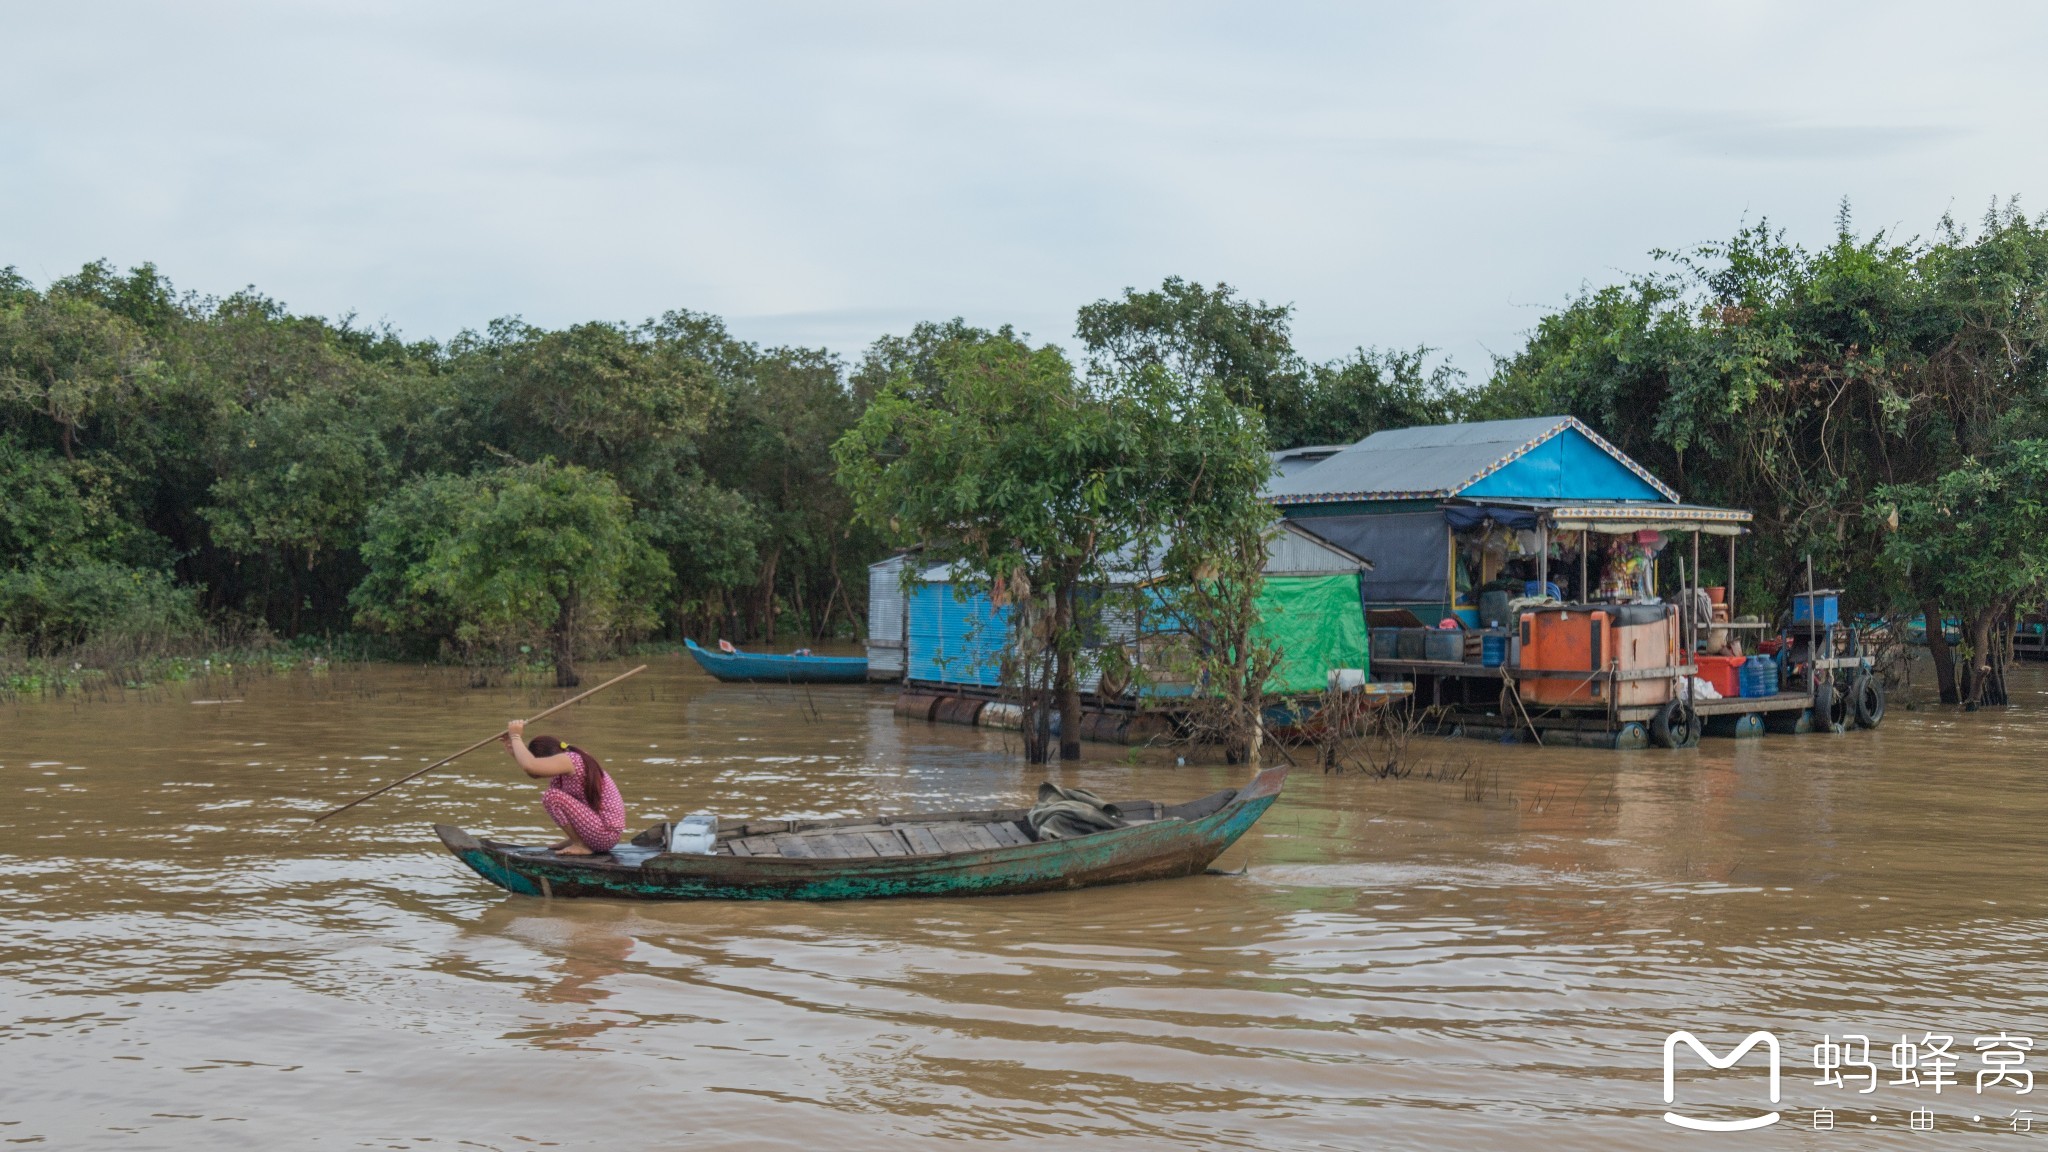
[684,638,869,683]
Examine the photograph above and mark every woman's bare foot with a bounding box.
[556,843,595,856]
[548,839,573,851]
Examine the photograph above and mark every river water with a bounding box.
[4,655,2046,1149]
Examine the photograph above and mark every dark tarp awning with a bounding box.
[1442,505,1542,532]
[1289,512,1447,602]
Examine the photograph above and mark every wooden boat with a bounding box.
[684,638,868,683]
[435,765,1287,900]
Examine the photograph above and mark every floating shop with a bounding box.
[1268,416,1880,748]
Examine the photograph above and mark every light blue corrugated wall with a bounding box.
[908,582,1010,687]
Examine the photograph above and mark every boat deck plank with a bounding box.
[862,830,909,857]
[900,825,944,855]
[984,822,1030,847]
[928,824,979,855]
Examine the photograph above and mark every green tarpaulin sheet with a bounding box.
[1254,573,1369,694]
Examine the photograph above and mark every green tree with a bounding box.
[1291,346,1464,447]
[0,278,151,460]
[639,475,763,637]
[1473,204,2048,703]
[836,332,1149,762]
[701,346,876,641]
[352,461,670,685]
[448,316,719,499]
[1076,276,1301,418]
[1878,440,2048,705]
[1118,366,1282,764]
[1076,276,1464,448]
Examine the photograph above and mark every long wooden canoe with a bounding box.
[435,765,1287,900]
[683,638,869,683]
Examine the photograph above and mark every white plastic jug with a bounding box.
[667,812,718,855]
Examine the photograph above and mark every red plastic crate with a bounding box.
[1694,654,1742,698]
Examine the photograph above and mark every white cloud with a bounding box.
[5,1,2046,375]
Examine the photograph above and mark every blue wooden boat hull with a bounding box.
[684,638,868,683]
[435,766,1287,901]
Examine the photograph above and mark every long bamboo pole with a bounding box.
[311,664,648,823]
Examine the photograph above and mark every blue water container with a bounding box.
[1481,631,1508,668]
[1792,591,1840,626]
[1370,627,1400,662]
[1425,628,1464,663]
[1741,655,1777,698]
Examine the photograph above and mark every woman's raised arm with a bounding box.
[501,719,576,778]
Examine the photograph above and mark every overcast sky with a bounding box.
[7,2,2047,378]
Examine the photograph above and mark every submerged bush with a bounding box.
[0,564,201,655]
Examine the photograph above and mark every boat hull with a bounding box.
[684,638,868,683]
[436,766,1286,901]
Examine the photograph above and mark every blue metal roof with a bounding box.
[1265,416,1679,506]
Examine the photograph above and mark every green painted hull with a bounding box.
[436,766,1287,901]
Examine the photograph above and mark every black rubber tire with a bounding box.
[1812,682,1848,731]
[1650,698,1699,749]
[1852,675,1885,728]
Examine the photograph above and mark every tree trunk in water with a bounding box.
[1023,677,1052,766]
[552,599,580,688]
[1922,600,1959,704]
[1055,581,1082,762]
[1968,608,2010,708]
[1963,611,1995,709]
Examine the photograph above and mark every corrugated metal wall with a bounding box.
[865,554,908,676]
[908,581,1010,687]
[1265,523,1367,574]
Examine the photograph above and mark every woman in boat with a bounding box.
[500,719,625,855]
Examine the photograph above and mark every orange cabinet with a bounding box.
[1518,605,1676,707]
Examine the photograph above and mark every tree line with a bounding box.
[9,201,2048,706]
[0,265,1438,688]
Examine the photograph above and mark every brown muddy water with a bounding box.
[4,655,2046,1150]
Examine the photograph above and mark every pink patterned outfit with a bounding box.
[541,750,625,853]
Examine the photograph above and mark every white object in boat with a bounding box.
[667,812,718,855]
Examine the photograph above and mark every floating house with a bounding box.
[864,522,1374,700]
[1266,416,1754,626]
[1262,416,1889,750]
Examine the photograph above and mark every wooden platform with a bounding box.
[710,800,1175,860]
[1613,690,1810,722]
[724,819,1035,858]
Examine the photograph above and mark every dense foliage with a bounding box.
[0,261,884,676]
[1471,203,2048,703]
[15,210,2048,710]
[834,327,1280,763]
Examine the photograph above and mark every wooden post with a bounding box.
[1537,519,1549,598]
[1580,530,1590,603]
[1691,530,1701,654]
[1727,534,1737,618]
[1446,525,1457,614]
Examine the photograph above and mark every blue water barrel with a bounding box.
[1741,654,1778,698]
[1395,628,1427,661]
[1425,629,1463,662]
[1370,627,1400,662]
[1481,631,1508,667]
